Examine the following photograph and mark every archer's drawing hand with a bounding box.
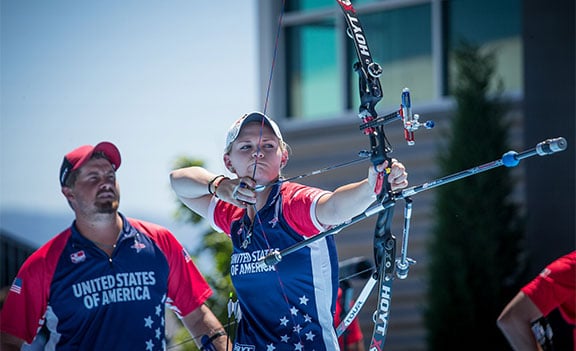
[218,177,257,208]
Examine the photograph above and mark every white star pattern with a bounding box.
[275,298,326,350]
[144,316,153,328]
[155,304,162,316]
[290,306,298,316]
[145,339,154,351]
[155,328,161,340]
[131,241,146,253]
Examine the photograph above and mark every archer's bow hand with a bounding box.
[368,159,408,193]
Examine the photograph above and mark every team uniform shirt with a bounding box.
[0,213,212,350]
[522,250,576,346]
[210,182,340,351]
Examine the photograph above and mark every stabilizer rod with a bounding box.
[400,137,567,198]
[261,137,567,266]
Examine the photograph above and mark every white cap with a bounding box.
[225,112,283,151]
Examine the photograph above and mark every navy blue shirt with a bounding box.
[212,183,340,351]
[1,214,211,350]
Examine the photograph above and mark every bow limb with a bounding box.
[336,0,399,348]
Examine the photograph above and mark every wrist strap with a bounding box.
[208,175,226,198]
[200,330,227,351]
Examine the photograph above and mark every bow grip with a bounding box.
[367,129,392,195]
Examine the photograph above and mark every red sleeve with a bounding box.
[0,230,70,343]
[281,183,329,237]
[210,184,327,237]
[130,219,212,318]
[211,200,244,235]
[521,250,576,325]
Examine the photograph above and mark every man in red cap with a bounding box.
[0,142,231,351]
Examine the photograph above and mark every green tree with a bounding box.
[169,157,234,351]
[425,42,525,350]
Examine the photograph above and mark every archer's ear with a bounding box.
[61,187,73,201]
[223,154,235,173]
[280,151,289,169]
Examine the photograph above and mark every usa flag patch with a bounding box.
[10,277,23,294]
[70,250,86,264]
[182,248,192,263]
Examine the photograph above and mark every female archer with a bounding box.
[170,111,408,350]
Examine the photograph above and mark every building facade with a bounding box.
[256,0,575,349]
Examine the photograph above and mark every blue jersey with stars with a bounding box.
[211,182,340,351]
[0,213,212,350]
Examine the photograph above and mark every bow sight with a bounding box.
[358,88,435,146]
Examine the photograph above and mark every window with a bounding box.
[281,0,522,120]
[286,0,333,12]
[287,0,393,12]
[286,19,340,118]
[446,0,522,94]
[349,4,433,112]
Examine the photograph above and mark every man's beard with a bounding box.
[95,199,119,214]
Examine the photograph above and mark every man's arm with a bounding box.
[180,304,232,351]
[0,332,25,351]
[342,339,366,351]
[497,291,544,351]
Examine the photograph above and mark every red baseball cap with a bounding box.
[59,142,121,186]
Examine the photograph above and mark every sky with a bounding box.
[0,0,259,249]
